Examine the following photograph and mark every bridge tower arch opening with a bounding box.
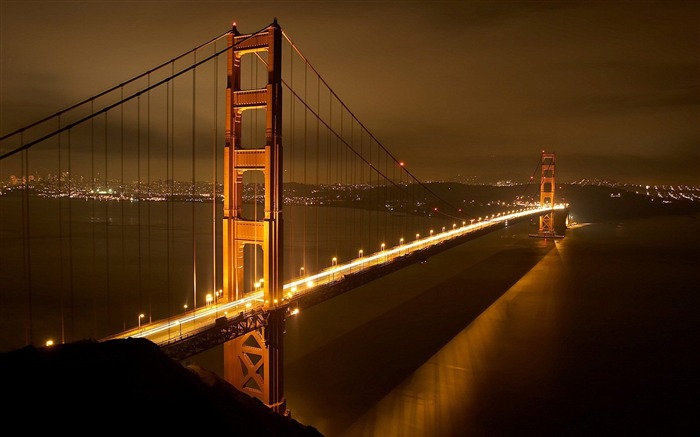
[222,20,286,414]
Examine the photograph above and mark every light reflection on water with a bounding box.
[287,214,699,436]
[338,234,565,437]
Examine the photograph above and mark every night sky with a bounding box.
[1,1,698,185]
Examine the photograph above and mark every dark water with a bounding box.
[3,193,698,436]
[281,214,699,436]
[0,194,451,351]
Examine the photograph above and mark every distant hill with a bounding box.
[421,182,700,223]
[283,181,700,223]
[0,338,324,436]
[557,184,700,222]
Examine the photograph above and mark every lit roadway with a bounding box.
[103,204,566,345]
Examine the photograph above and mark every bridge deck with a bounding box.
[103,205,567,360]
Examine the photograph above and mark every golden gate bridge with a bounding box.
[0,20,567,415]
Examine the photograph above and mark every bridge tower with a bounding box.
[538,151,556,235]
[222,20,286,414]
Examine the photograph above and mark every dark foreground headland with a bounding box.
[0,338,324,436]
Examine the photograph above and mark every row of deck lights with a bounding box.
[285,208,540,303]
[45,206,547,346]
[151,206,544,315]
[134,208,540,337]
[312,205,542,279]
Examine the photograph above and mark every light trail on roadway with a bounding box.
[104,204,566,345]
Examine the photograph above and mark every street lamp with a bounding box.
[138,313,145,331]
[206,293,213,306]
[177,320,182,338]
[300,266,305,277]
[358,250,363,271]
[331,257,337,281]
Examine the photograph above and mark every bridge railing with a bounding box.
[104,204,566,349]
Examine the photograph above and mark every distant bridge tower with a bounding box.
[538,151,556,235]
[222,20,286,414]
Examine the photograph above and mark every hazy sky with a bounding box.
[1,1,698,185]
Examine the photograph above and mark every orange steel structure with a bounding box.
[222,20,286,414]
[538,151,556,235]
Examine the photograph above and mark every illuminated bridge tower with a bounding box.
[538,151,556,235]
[222,20,286,414]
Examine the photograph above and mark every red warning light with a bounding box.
[399,161,405,166]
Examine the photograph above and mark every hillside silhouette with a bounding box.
[0,338,324,436]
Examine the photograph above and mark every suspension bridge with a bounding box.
[0,20,567,415]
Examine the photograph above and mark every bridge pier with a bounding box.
[224,309,286,414]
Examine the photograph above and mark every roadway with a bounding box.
[102,204,566,346]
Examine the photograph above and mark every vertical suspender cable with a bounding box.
[166,76,172,319]
[385,145,390,244]
[303,60,307,273]
[327,94,331,263]
[358,125,362,256]
[67,127,74,341]
[212,45,218,303]
[256,55,260,287]
[147,73,153,323]
[104,113,111,330]
[289,45,295,274]
[120,86,126,331]
[315,72,320,275]
[137,94,143,321]
[351,118,356,252]
[192,51,197,321]
[57,116,64,344]
[391,154,396,242]
[21,143,33,346]
[326,91,332,271]
[90,100,97,338]
[171,68,177,313]
[371,138,377,249]
[336,105,341,260]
